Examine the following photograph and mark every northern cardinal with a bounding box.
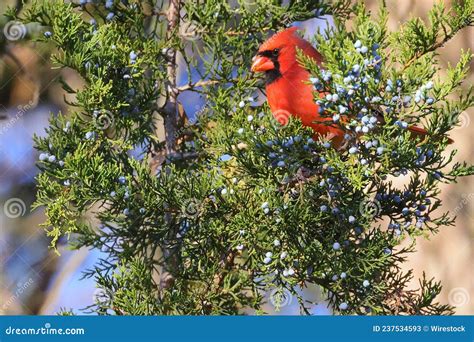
[251,27,446,146]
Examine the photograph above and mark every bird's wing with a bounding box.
[300,43,323,64]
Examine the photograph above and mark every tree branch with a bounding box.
[213,251,237,287]
[401,23,473,72]
[158,0,182,291]
[163,0,180,155]
[177,77,246,92]
[177,79,222,92]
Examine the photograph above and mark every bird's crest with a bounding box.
[258,27,300,52]
[258,27,322,64]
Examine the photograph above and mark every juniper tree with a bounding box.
[10,0,473,314]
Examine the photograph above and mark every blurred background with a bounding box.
[0,0,472,315]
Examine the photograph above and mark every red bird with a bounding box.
[251,27,345,145]
[251,27,444,146]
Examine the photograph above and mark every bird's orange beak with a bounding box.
[251,55,275,73]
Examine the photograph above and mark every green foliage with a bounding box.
[392,0,473,68]
[14,0,474,315]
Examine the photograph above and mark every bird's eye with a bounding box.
[272,48,280,56]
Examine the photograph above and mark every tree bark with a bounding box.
[159,0,181,291]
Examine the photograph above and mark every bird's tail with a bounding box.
[408,125,453,144]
